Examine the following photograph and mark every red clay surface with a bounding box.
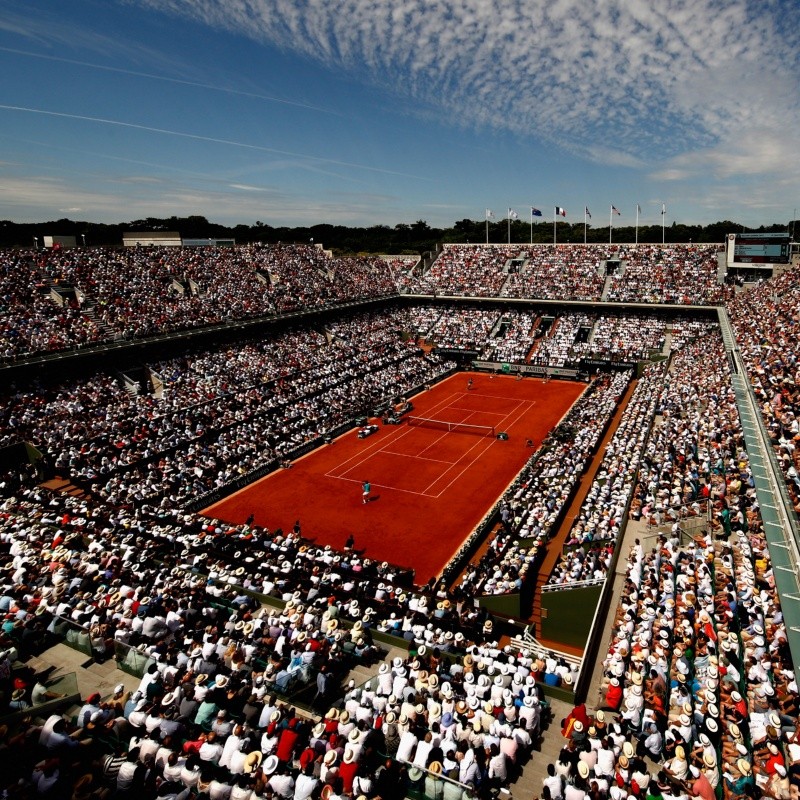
[204,373,585,585]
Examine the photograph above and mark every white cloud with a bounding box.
[229,183,268,192]
[0,173,411,225]
[129,0,799,176]
[650,128,800,183]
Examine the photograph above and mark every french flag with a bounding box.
[555,207,567,217]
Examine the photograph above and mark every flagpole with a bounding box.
[662,204,665,245]
[609,205,613,245]
[486,213,489,245]
[508,209,511,245]
[553,208,556,246]
[635,204,639,245]
[530,208,533,245]
[584,207,587,245]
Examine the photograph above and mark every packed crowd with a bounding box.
[543,363,665,590]
[545,542,616,589]
[0,472,559,799]
[628,322,738,526]
[529,315,594,368]
[402,244,727,306]
[411,246,517,297]
[454,371,632,599]
[540,318,799,798]
[404,306,444,340]
[502,246,608,302]
[605,245,729,306]
[566,316,666,365]
[0,245,396,359]
[426,309,500,353]
[409,308,671,369]
[584,518,796,799]
[0,252,106,359]
[2,258,800,800]
[0,310,453,508]
[546,319,755,594]
[481,313,536,364]
[0,241,738,362]
[727,264,800,524]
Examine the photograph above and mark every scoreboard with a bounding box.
[727,232,790,264]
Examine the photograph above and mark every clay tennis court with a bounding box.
[204,372,585,584]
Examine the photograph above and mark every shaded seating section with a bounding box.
[0,250,105,359]
[0,309,454,508]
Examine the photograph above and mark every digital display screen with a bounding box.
[732,234,790,264]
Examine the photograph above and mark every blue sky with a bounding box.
[0,0,798,229]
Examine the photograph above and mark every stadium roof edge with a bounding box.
[718,307,800,687]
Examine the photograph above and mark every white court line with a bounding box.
[332,475,434,497]
[467,391,539,403]
[323,389,462,479]
[413,403,487,460]
[327,380,539,495]
[446,404,519,417]
[428,399,533,498]
[418,398,528,495]
[426,398,536,498]
[381,449,459,465]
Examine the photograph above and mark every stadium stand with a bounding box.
[1,241,800,800]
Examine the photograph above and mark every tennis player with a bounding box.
[362,480,371,504]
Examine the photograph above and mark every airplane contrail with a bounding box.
[0,46,341,117]
[0,104,431,181]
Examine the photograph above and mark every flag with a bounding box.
[486,209,494,219]
[585,206,591,219]
[508,208,519,220]
[555,207,567,217]
[661,204,666,215]
[612,206,621,215]
[531,207,542,217]
[636,204,642,214]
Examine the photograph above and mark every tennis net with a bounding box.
[407,416,496,437]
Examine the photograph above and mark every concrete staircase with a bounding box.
[80,301,118,340]
[40,475,90,501]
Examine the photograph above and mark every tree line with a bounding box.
[0,215,794,255]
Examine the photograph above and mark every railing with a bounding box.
[400,760,477,800]
[508,631,582,668]
[49,613,156,678]
[0,671,80,724]
[541,577,605,592]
